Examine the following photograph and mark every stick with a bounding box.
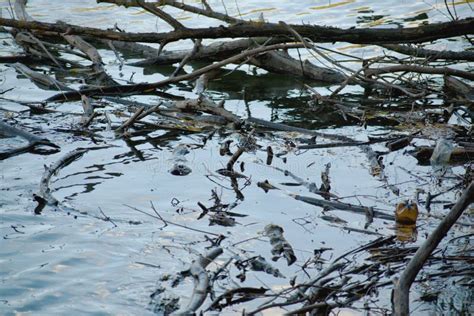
[392,181,474,316]
[290,193,395,220]
[173,247,224,315]
[38,148,89,206]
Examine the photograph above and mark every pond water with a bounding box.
[0,1,473,315]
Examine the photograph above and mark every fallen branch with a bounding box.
[46,42,306,102]
[0,16,473,44]
[173,247,224,315]
[0,120,60,160]
[366,64,474,81]
[392,181,474,315]
[37,148,89,207]
[290,193,395,220]
[382,44,474,62]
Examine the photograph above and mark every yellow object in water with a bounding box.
[395,201,419,225]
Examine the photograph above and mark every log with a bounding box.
[382,44,474,62]
[0,16,472,44]
[45,42,306,102]
[250,50,346,83]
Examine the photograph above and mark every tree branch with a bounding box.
[0,16,472,44]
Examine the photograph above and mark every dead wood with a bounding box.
[127,38,283,66]
[98,0,241,25]
[37,148,89,207]
[409,146,474,165]
[0,120,60,160]
[365,64,474,81]
[444,76,474,101]
[63,35,103,70]
[264,224,297,265]
[45,42,306,102]
[250,50,346,83]
[290,193,395,221]
[115,106,145,133]
[0,16,473,45]
[382,44,474,62]
[11,62,73,91]
[173,247,224,315]
[392,181,474,316]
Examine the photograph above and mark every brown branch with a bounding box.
[98,0,241,24]
[136,0,186,30]
[382,44,474,62]
[115,106,145,132]
[366,64,474,81]
[0,16,472,44]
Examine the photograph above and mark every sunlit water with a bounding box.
[1,1,473,315]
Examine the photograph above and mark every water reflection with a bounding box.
[395,223,418,243]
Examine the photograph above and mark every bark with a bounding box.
[0,16,472,44]
[366,64,474,81]
[382,44,474,62]
[250,50,346,83]
[444,76,474,101]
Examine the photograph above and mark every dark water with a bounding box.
[1,1,473,315]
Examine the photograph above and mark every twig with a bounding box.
[125,204,222,237]
[115,106,145,132]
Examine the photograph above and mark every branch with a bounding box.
[174,247,224,315]
[392,181,474,315]
[382,44,474,62]
[98,0,241,24]
[46,42,305,102]
[0,16,472,44]
[365,64,474,81]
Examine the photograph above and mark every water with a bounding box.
[1,1,473,315]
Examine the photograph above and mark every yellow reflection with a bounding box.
[452,0,474,4]
[310,0,356,10]
[395,224,417,243]
[238,7,276,17]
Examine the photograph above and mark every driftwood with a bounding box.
[1,1,472,314]
[444,76,474,101]
[11,63,73,91]
[37,148,89,208]
[382,44,474,62]
[392,181,474,315]
[409,146,474,165]
[130,40,346,83]
[365,64,474,81]
[127,38,282,66]
[290,193,395,221]
[0,16,473,44]
[0,120,60,160]
[173,247,223,315]
[45,42,306,102]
